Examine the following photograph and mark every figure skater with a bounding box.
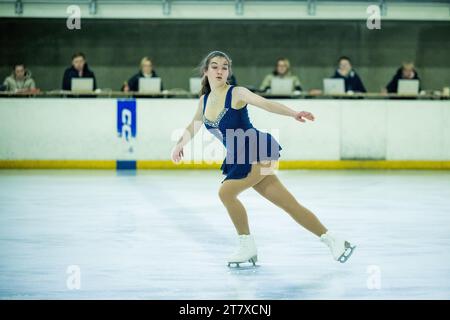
[172,51,355,267]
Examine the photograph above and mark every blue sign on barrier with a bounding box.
[117,99,137,169]
[117,99,137,140]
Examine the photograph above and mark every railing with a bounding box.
[1,0,448,20]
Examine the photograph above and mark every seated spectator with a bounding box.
[3,63,36,93]
[385,62,421,93]
[125,57,164,92]
[332,56,366,93]
[228,74,237,86]
[259,57,302,93]
[62,52,97,91]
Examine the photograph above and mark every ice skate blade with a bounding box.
[338,244,356,263]
[227,255,258,268]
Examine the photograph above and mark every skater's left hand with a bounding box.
[294,111,315,123]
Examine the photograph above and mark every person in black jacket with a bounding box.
[332,56,366,93]
[228,74,237,86]
[385,62,421,93]
[123,57,164,92]
[62,52,97,91]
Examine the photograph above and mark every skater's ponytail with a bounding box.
[198,50,233,96]
[200,72,211,96]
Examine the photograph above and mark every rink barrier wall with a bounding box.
[1,160,450,170]
[1,98,449,170]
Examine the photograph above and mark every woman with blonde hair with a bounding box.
[172,51,355,267]
[259,57,302,93]
[123,56,164,92]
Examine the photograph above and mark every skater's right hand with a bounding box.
[294,111,315,123]
[171,144,184,163]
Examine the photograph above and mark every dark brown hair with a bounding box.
[13,63,25,70]
[338,56,352,64]
[198,51,233,96]
[72,52,86,60]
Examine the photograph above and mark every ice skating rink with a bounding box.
[0,168,449,300]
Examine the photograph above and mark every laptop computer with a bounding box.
[323,78,345,94]
[139,78,161,93]
[270,78,293,95]
[71,78,94,92]
[189,77,202,95]
[398,79,419,95]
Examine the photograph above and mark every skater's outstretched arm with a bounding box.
[172,96,204,163]
[233,86,315,123]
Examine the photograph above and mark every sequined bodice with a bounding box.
[201,85,283,183]
[202,85,251,130]
[203,106,228,128]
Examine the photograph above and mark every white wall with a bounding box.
[0,98,449,161]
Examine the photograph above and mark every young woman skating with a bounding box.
[172,51,356,267]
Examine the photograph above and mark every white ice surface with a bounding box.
[0,169,449,299]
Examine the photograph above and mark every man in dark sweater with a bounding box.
[62,52,97,91]
[385,62,421,93]
[332,56,367,93]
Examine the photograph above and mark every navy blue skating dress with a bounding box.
[202,85,282,183]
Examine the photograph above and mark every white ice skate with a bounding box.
[320,231,356,263]
[227,234,258,268]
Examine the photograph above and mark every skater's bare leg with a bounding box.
[218,162,273,235]
[253,174,327,237]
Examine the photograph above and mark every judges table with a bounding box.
[0,92,449,170]
[0,90,449,100]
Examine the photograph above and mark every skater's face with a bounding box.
[205,56,230,86]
